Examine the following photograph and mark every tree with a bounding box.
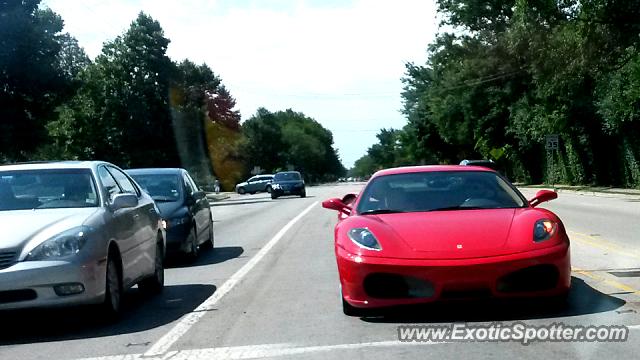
[241,108,345,181]
[171,60,244,190]
[241,108,287,173]
[350,154,376,178]
[0,1,70,160]
[95,12,179,167]
[394,0,640,187]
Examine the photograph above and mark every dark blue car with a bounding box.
[127,168,214,260]
[270,171,306,199]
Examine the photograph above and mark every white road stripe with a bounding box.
[77,340,446,360]
[143,201,319,357]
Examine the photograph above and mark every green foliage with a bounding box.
[0,0,71,160]
[3,7,345,183]
[171,60,244,190]
[241,108,345,182]
[350,155,376,178]
[367,0,640,187]
[45,12,181,168]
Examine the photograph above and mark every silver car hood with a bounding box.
[0,208,99,249]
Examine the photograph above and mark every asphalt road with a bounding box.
[1,184,640,360]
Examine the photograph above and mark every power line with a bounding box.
[436,68,527,92]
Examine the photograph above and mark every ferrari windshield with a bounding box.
[0,169,99,210]
[357,171,527,214]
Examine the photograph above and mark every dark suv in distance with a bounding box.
[270,171,306,199]
[126,168,214,261]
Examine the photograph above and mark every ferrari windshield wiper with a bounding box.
[360,209,405,215]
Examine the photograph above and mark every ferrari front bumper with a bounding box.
[337,243,571,309]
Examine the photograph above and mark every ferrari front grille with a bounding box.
[496,265,559,293]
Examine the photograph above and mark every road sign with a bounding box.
[546,134,559,150]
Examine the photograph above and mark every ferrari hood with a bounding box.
[373,209,517,258]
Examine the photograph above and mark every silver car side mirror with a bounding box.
[110,193,138,210]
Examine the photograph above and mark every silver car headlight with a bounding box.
[27,226,91,261]
[348,228,381,251]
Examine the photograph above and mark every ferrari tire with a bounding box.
[271,193,278,199]
[237,187,246,195]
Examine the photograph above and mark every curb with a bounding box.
[205,193,231,202]
[518,186,640,199]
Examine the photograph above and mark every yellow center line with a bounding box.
[568,230,640,260]
[572,266,640,298]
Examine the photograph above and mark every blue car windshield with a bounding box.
[0,169,99,210]
[274,172,301,181]
[131,174,182,202]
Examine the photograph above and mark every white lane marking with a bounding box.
[77,340,446,360]
[144,201,319,357]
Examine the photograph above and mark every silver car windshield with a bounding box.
[0,169,99,210]
[130,174,182,202]
[357,171,527,214]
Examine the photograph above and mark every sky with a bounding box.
[43,0,439,168]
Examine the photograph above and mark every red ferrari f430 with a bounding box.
[322,166,570,316]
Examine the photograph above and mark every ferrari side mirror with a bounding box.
[322,197,352,216]
[529,190,558,207]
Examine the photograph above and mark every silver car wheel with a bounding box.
[105,258,121,314]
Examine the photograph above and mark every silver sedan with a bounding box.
[0,161,165,316]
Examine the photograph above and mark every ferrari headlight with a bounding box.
[533,219,558,242]
[348,228,381,251]
[272,183,281,190]
[27,226,91,261]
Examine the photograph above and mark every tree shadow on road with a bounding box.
[166,246,244,269]
[360,277,626,323]
[0,283,216,345]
